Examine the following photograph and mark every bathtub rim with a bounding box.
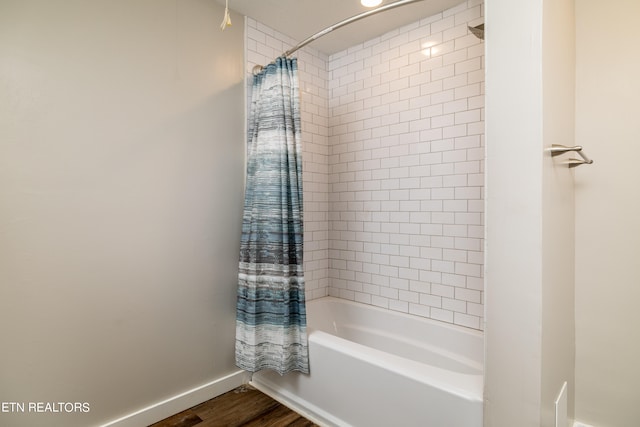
[307,296,484,341]
[305,296,484,402]
[306,296,484,368]
[309,328,484,403]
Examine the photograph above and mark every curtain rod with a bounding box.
[253,0,426,74]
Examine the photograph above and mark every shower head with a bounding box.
[468,23,484,40]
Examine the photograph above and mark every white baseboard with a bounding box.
[574,422,595,427]
[100,370,250,427]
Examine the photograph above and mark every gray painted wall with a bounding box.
[0,1,246,425]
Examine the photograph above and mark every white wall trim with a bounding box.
[574,422,595,427]
[99,370,250,427]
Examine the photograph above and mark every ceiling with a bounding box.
[215,0,465,55]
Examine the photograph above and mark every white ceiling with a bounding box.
[216,0,466,55]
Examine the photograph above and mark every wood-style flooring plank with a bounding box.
[149,410,202,427]
[192,386,280,426]
[241,403,305,427]
[286,417,318,427]
[149,385,318,427]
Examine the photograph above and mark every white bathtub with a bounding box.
[250,297,484,427]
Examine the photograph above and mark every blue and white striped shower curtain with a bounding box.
[235,57,309,375]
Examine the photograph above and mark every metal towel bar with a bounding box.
[547,144,594,168]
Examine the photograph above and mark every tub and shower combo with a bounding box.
[247,1,484,425]
[251,297,484,427]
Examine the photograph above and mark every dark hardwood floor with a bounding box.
[149,385,318,427]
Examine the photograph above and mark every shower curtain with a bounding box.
[235,57,309,375]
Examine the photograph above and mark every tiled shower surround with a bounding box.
[246,0,484,330]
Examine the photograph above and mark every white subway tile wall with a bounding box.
[246,17,332,301]
[246,0,484,330]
